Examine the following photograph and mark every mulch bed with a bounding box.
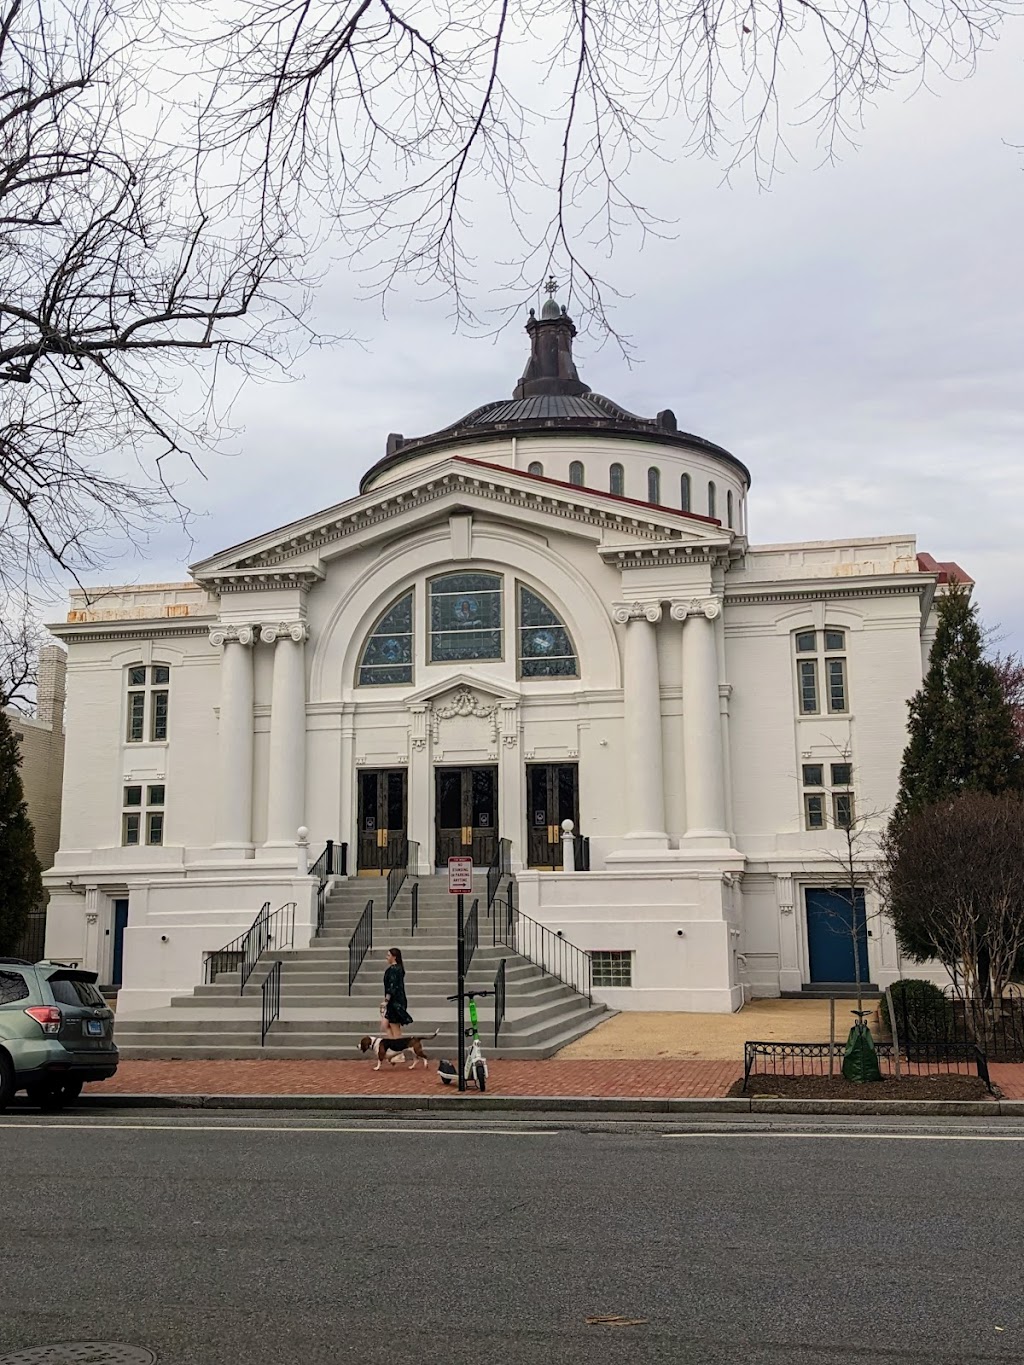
[727,1074,996,1101]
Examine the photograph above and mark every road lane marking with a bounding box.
[0,1121,558,1135]
[660,1131,1024,1142]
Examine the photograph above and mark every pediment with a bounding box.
[190,455,731,587]
[404,671,520,707]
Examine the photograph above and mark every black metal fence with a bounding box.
[742,1037,992,1091]
[410,882,419,938]
[493,884,592,1004]
[261,960,282,1044]
[888,984,1024,1065]
[348,899,373,993]
[464,897,479,976]
[14,911,46,963]
[486,838,512,911]
[494,958,507,1047]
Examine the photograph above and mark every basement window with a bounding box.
[590,950,633,988]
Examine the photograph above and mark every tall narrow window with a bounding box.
[727,489,734,529]
[568,460,585,487]
[126,664,170,743]
[647,466,661,504]
[527,461,544,477]
[430,572,502,662]
[609,463,624,496]
[708,481,717,519]
[825,630,848,713]
[518,585,578,678]
[794,628,850,716]
[358,591,414,685]
[680,473,691,512]
[798,659,819,714]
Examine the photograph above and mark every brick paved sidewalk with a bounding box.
[85,1058,741,1099]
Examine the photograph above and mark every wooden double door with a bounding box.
[357,768,408,874]
[526,763,580,868]
[435,766,498,868]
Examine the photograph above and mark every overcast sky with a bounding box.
[69,24,1024,651]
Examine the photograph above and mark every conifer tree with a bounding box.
[0,704,43,954]
[892,580,1024,826]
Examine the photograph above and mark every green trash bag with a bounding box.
[842,1024,883,1083]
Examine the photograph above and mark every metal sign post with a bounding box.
[449,857,473,1093]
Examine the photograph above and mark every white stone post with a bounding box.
[560,819,576,872]
[673,598,728,844]
[613,602,668,845]
[263,622,309,848]
[209,625,256,852]
[296,826,310,876]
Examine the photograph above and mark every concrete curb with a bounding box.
[61,1093,1024,1117]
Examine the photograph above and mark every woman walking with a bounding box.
[382,947,412,1039]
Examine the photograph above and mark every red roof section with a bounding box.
[917,552,974,586]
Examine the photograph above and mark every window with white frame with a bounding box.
[647,466,661,504]
[527,460,544,477]
[680,472,691,512]
[126,664,170,742]
[122,783,166,846]
[358,591,414,686]
[727,489,734,528]
[794,629,849,715]
[568,460,585,487]
[518,584,578,678]
[429,572,502,662]
[590,950,632,988]
[708,481,717,519]
[609,462,624,496]
[801,761,855,831]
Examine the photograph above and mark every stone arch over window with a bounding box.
[527,461,544,477]
[647,466,661,504]
[568,460,585,488]
[609,462,624,496]
[680,472,691,512]
[518,584,579,678]
[357,590,414,685]
[708,480,717,519]
[727,489,734,528]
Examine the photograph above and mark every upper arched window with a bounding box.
[358,591,414,685]
[518,585,578,678]
[609,463,624,496]
[727,489,734,528]
[680,473,691,512]
[430,573,502,662]
[126,663,170,742]
[568,460,585,488]
[647,466,661,504]
[708,481,717,519]
[527,461,544,477]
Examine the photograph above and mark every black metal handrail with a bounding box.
[311,839,344,936]
[494,958,507,1047]
[204,901,270,990]
[573,835,591,871]
[492,886,592,1004]
[386,838,410,917]
[348,899,373,994]
[464,896,479,976]
[486,837,512,912]
[261,960,282,1044]
[410,882,419,938]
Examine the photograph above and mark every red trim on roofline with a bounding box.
[452,456,724,527]
[917,552,975,586]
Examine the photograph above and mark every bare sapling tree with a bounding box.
[0,595,47,710]
[0,0,307,592]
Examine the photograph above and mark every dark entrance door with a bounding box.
[435,767,498,868]
[357,768,408,874]
[806,888,868,983]
[111,899,130,987]
[526,763,580,868]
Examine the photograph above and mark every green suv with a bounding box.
[0,958,118,1111]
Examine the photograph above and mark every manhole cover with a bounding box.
[0,1348,155,1364]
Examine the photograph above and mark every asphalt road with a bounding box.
[2,1110,1024,1365]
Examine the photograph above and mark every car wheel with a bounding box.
[0,1051,14,1113]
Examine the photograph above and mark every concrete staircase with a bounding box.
[113,875,612,1060]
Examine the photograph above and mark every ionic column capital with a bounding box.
[612,601,662,625]
[669,597,721,622]
[259,621,309,645]
[209,624,257,648]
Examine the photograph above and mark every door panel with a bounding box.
[111,899,129,987]
[435,767,498,867]
[357,769,408,873]
[806,888,868,983]
[526,763,580,868]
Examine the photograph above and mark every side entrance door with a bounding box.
[805,888,868,983]
[526,763,580,868]
[111,899,130,987]
[357,768,408,874]
[435,767,498,868]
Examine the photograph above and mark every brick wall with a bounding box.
[4,644,66,878]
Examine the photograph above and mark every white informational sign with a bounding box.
[447,856,474,894]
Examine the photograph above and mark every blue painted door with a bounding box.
[111,899,130,986]
[805,889,868,983]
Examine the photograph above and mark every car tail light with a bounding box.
[25,1006,62,1035]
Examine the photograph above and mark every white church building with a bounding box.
[43,294,966,1020]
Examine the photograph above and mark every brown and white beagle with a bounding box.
[358,1030,439,1070]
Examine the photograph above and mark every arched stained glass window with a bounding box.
[609,463,624,496]
[647,466,661,504]
[708,481,717,519]
[518,585,578,678]
[680,473,691,512]
[430,572,502,661]
[569,460,585,487]
[528,461,544,476]
[358,591,414,685]
[727,489,734,528]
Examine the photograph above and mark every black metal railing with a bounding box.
[14,910,47,963]
[348,899,373,994]
[741,1037,993,1091]
[492,886,592,1004]
[885,983,1024,1065]
[311,839,345,936]
[410,881,419,938]
[494,958,507,1047]
[261,960,282,1044]
[202,900,296,994]
[573,836,591,871]
[486,838,512,912]
[386,838,412,917]
[464,897,479,976]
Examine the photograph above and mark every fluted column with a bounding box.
[262,621,309,847]
[613,602,668,844]
[672,597,728,842]
[209,624,256,852]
